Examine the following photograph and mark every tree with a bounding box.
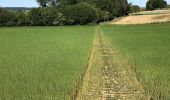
[146,0,167,10]
[59,0,80,5]
[86,0,129,17]
[36,0,129,17]
[96,9,110,23]
[0,8,17,26]
[167,4,170,8]
[59,2,98,25]
[128,3,140,13]
[36,0,48,7]
[1,0,130,26]
[36,0,80,7]
[29,7,65,26]
[16,11,30,26]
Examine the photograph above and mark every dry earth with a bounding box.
[112,10,170,24]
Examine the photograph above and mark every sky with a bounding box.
[0,0,38,7]
[0,0,170,7]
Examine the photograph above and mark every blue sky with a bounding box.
[0,0,170,7]
[0,0,38,7]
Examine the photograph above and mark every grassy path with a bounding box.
[77,26,146,100]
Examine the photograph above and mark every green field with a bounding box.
[0,26,95,99]
[101,23,170,99]
[1,23,170,99]
[132,10,170,15]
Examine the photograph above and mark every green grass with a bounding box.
[132,10,170,15]
[101,23,170,99]
[0,26,95,100]
[133,12,167,15]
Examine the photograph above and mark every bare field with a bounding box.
[112,10,170,24]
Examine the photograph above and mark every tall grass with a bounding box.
[0,26,95,99]
[101,23,170,99]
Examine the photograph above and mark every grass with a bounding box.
[133,10,170,15]
[0,26,95,100]
[101,23,170,99]
[133,12,167,15]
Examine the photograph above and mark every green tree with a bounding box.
[146,0,167,10]
[167,4,170,8]
[96,9,110,23]
[83,0,129,17]
[59,2,98,25]
[128,3,140,13]
[16,11,30,26]
[36,0,129,17]
[36,0,80,7]
[59,0,80,5]
[36,0,48,7]
[29,7,65,26]
[0,8,17,26]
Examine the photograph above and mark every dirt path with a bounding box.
[77,26,146,100]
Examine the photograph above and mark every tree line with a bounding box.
[0,0,130,26]
[0,0,169,26]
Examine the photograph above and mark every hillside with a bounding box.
[112,10,170,24]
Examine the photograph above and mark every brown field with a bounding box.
[112,10,170,24]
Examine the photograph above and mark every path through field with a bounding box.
[77,26,146,100]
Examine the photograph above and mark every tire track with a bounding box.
[77,26,146,100]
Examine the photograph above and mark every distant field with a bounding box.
[133,10,170,15]
[101,23,170,99]
[112,10,170,25]
[0,26,95,99]
[4,7,33,12]
[112,14,170,25]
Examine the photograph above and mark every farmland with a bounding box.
[111,10,170,25]
[0,17,170,100]
[1,0,170,99]
[0,26,95,99]
[101,23,170,99]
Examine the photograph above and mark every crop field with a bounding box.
[0,26,95,99]
[101,23,170,99]
[112,13,170,25]
[0,22,170,100]
[133,10,170,15]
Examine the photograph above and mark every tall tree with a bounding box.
[0,8,16,25]
[60,0,80,5]
[36,0,48,7]
[36,0,129,17]
[37,0,80,7]
[82,0,129,17]
[146,0,167,10]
